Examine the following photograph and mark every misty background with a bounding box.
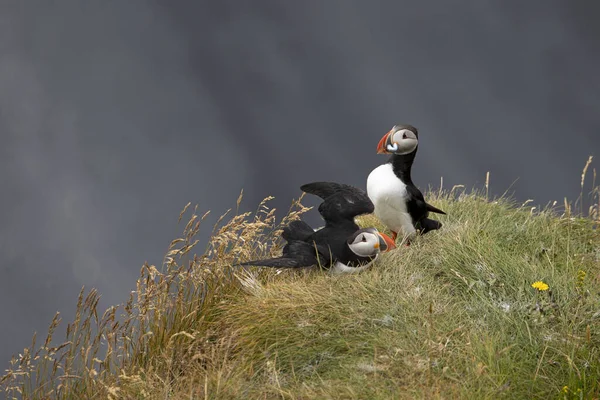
[0,1,598,369]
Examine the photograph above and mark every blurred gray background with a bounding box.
[0,1,598,368]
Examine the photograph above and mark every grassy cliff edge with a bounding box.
[1,164,599,399]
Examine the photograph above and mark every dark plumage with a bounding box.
[238,181,395,273]
[367,124,446,243]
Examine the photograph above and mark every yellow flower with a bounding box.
[531,281,549,291]
[577,270,586,286]
[562,385,569,393]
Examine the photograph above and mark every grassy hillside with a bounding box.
[2,162,599,399]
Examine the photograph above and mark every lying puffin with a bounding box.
[366,124,446,244]
[239,181,396,274]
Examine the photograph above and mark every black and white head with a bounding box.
[347,227,396,257]
[376,124,419,155]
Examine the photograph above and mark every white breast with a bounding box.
[366,163,416,238]
[329,257,377,275]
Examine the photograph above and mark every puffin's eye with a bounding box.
[402,132,408,139]
[361,235,367,242]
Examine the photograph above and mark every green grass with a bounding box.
[2,160,599,399]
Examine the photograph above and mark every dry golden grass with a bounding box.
[1,157,599,399]
[0,192,311,399]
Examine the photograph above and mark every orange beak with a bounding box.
[378,232,397,251]
[376,130,393,154]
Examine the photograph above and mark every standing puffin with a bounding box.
[366,124,446,244]
[239,181,396,274]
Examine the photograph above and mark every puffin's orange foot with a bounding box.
[391,231,397,242]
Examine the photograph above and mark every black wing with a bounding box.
[282,220,315,242]
[238,240,331,269]
[300,181,374,225]
[406,186,447,218]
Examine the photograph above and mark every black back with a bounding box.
[389,141,446,233]
[301,182,376,266]
[239,182,378,269]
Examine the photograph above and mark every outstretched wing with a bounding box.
[300,181,374,225]
[238,240,331,269]
[281,220,315,242]
[238,257,312,268]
